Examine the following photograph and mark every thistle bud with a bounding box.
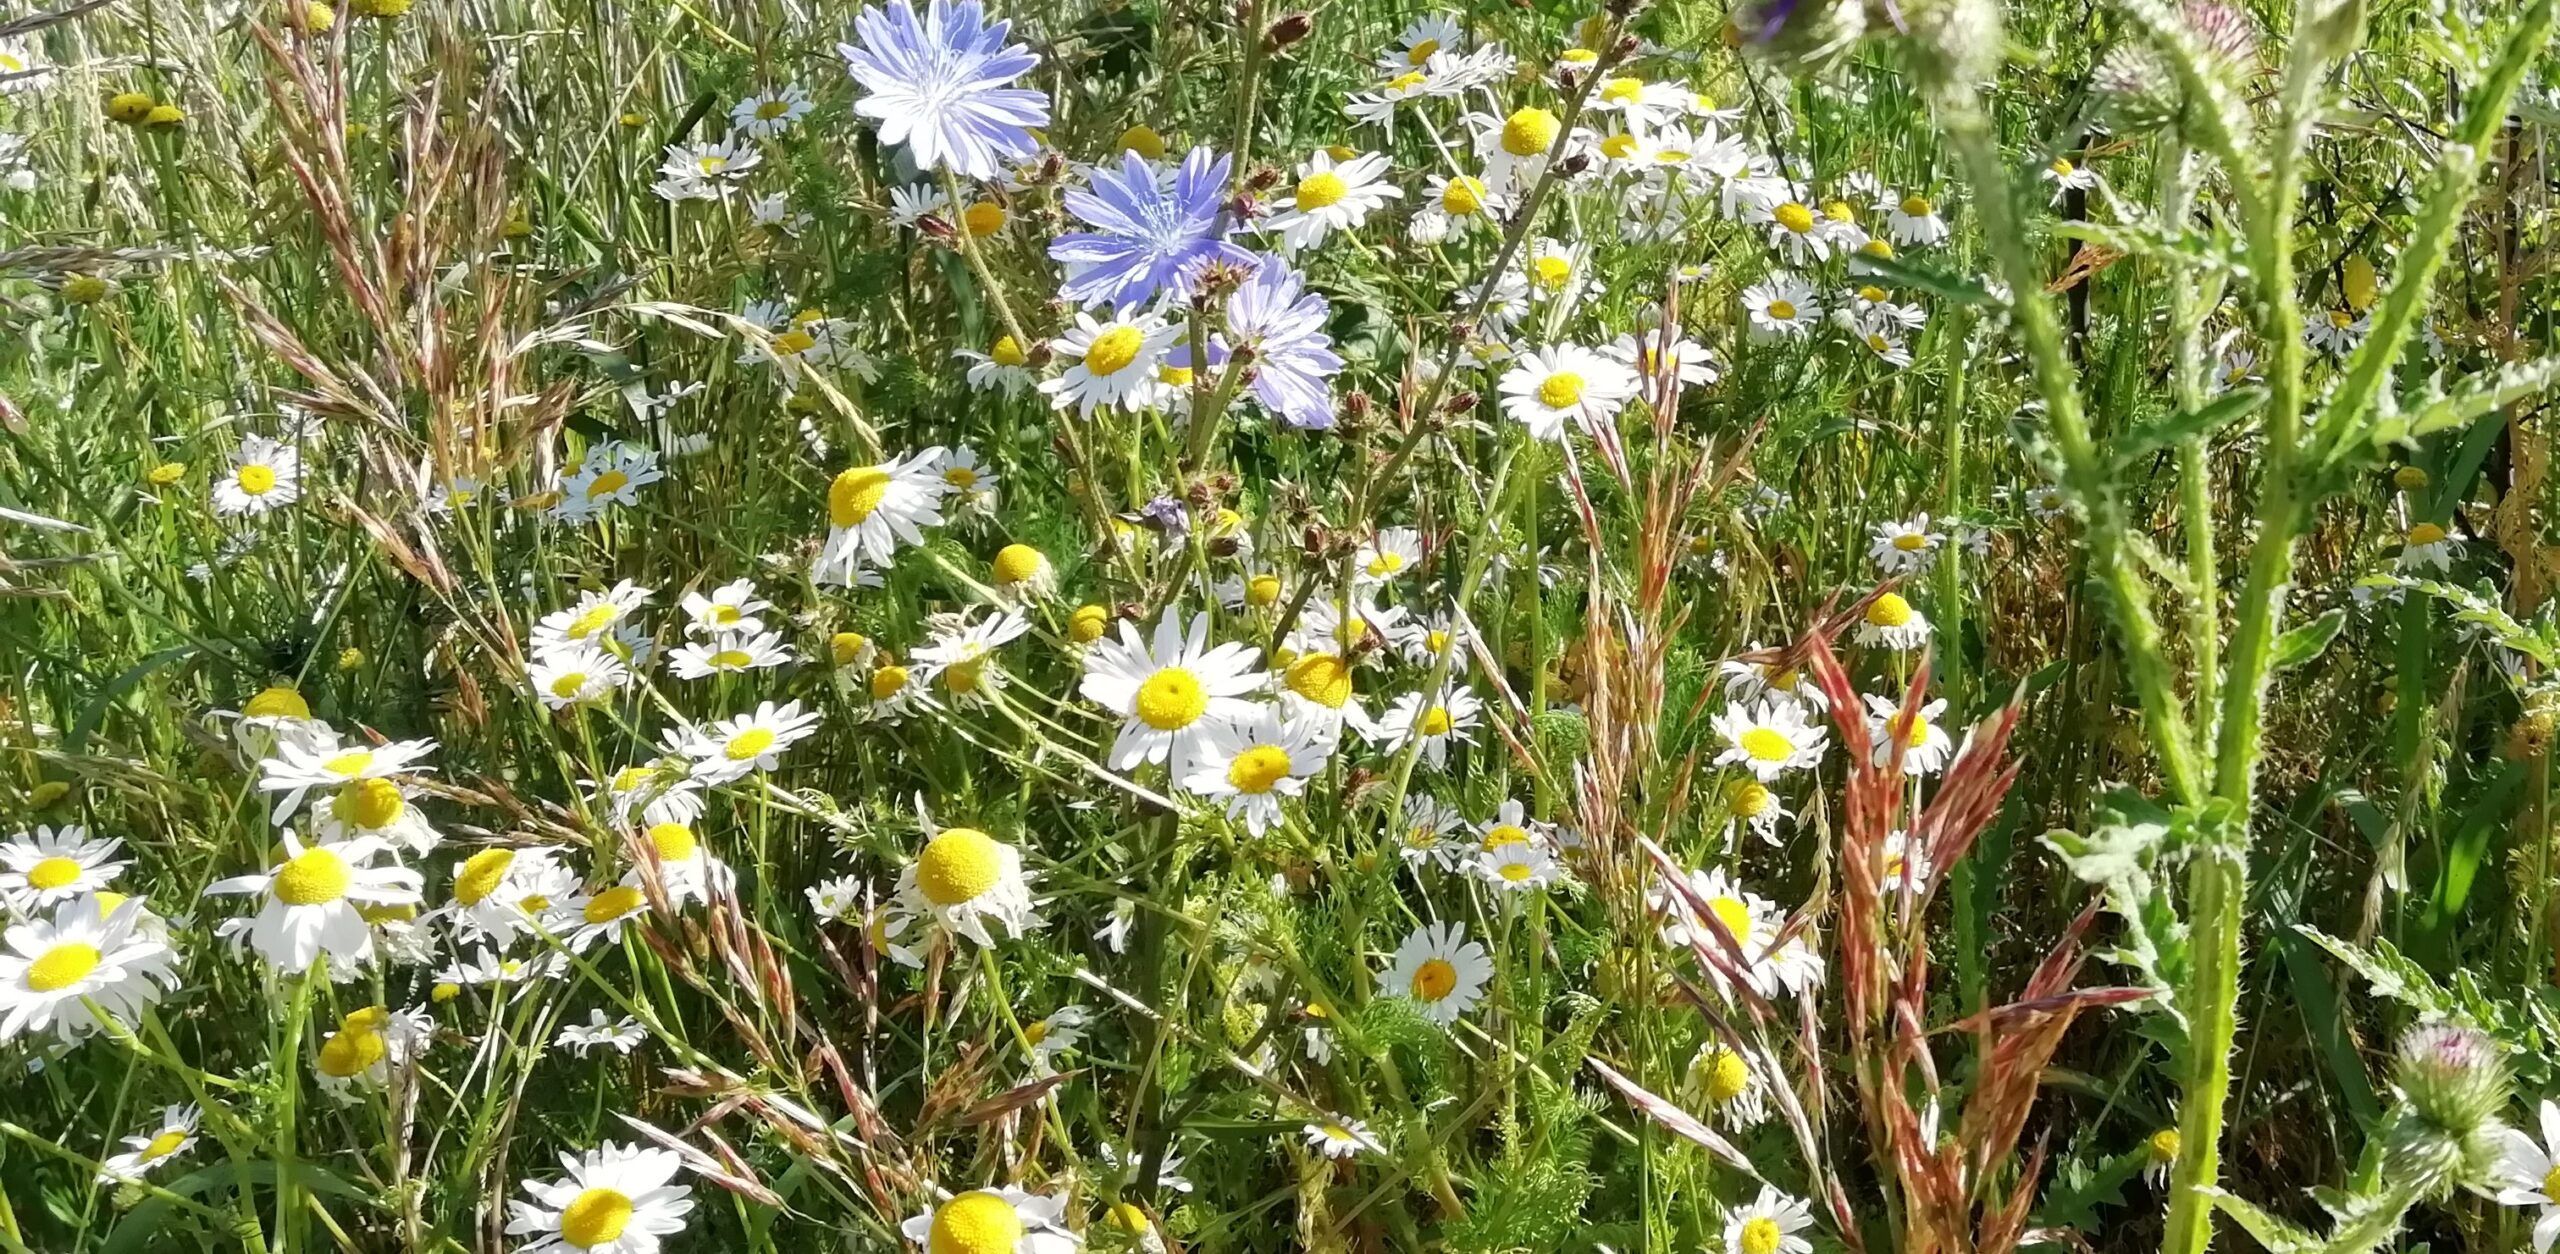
[1739,0,1867,76]
[2387,1023,2512,1195]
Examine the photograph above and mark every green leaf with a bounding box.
[2295,926,2456,1018]
[2270,608,2348,671]
[2204,1188,2322,1254]
[1845,250,1993,306]
[2041,788,2174,886]
[2361,356,2560,450]
[2110,387,2266,470]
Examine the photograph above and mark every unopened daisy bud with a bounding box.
[1117,124,1166,159]
[1111,1202,1152,1234]
[2343,253,2379,311]
[2392,465,2429,491]
[59,274,108,305]
[1069,604,1111,643]
[1262,11,1312,50]
[990,543,1054,598]
[830,631,870,666]
[2393,1024,2509,1137]
[27,779,70,808]
[962,199,1006,236]
[143,103,185,127]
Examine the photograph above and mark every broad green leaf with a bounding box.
[2270,608,2348,671]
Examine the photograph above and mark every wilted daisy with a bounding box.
[205,833,423,970]
[901,1187,1079,1253]
[589,765,705,830]
[1372,685,1481,769]
[310,1006,414,1099]
[633,823,729,910]
[213,435,302,517]
[654,135,760,200]
[445,846,572,947]
[0,825,127,914]
[1498,343,1640,440]
[1421,172,1506,233]
[1856,591,1932,650]
[2398,521,2458,571]
[677,700,820,784]
[668,630,794,680]
[912,609,1033,705]
[987,543,1056,601]
[97,1104,200,1183]
[505,1140,695,1254]
[1712,700,1828,781]
[1081,609,1269,779]
[1395,794,1465,868]
[1863,694,1954,775]
[1742,274,1820,340]
[0,895,175,1044]
[1264,149,1400,252]
[1690,1043,1771,1128]
[956,337,1037,396]
[729,84,812,137]
[837,0,1047,180]
[895,826,1040,947]
[815,450,950,584]
[1041,311,1180,420]
[679,579,773,637]
[1724,1186,1815,1254]
[1021,1005,1089,1077]
[1303,1117,1382,1159]
[1722,777,1792,846]
[1184,709,1336,835]
[1880,189,1950,246]
[530,646,632,710]
[1868,514,1942,574]
[1380,920,1492,1025]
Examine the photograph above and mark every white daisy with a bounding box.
[1184,708,1337,835]
[1724,1186,1815,1254]
[1742,274,1820,341]
[0,894,176,1045]
[936,445,1003,510]
[668,630,795,680]
[557,1009,648,1057]
[894,826,1041,948]
[2494,1099,2560,1252]
[1717,649,1830,713]
[1863,694,1954,776]
[530,582,655,660]
[0,826,127,915]
[1395,794,1465,869]
[97,1104,200,1184]
[531,646,632,709]
[1302,1117,1382,1159]
[1379,920,1492,1025]
[1603,328,1719,389]
[212,435,302,517]
[547,881,655,953]
[1880,189,1950,246]
[446,845,575,949]
[1711,700,1828,781]
[554,443,664,523]
[1497,343,1640,441]
[504,1140,695,1254]
[675,700,821,784]
[204,833,423,971]
[1041,311,1180,420]
[2398,521,2458,571]
[1475,842,1561,891]
[1856,591,1932,651]
[1080,609,1269,780]
[310,775,443,856]
[1277,652,1376,738]
[729,84,813,138]
[1369,686,1482,770]
[1721,776,1793,846]
[1264,149,1401,251]
[1690,1043,1771,1128]
[1749,198,1831,264]
[679,578,774,637]
[1878,829,1935,895]
[900,1187,1079,1253]
[957,336,1038,397]
[1382,13,1464,69]
[627,821,730,909]
[2042,155,2099,202]
[1868,514,1942,574]
[1353,526,1424,586]
[912,609,1035,707]
[1652,866,1823,999]
[815,449,950,585]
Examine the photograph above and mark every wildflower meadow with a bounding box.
[8,0,2560,1247]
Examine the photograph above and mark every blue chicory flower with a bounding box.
[1050,147,1258,311]
[839,0,1049,181]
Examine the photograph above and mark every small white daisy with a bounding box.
[675,700,820,784]
[1080,609,1270,781]
[1041,311,1180,420]
[504,1139,695,1253]
[1264,149,1401,251]
[212,435,302,517]
[1183,708,1337,835]
[1711,699,1828,781]
[1369,685,1482,770]
[1379,920,1492,1025]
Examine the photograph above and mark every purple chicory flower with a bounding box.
[838,0,1049,181]
[1050,148,1259,311]
[1173,255,1344,430]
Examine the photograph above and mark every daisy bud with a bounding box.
[106,91,157,125]
[1263,11,1312,51]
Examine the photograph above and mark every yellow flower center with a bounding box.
[324,749,379,780]
[1424,629,1451,655]
[25,857,82,891]
[24,942,100,992]
[1725,779,1773,817]
[1703,1048,1750,1102]
[244,685,312,720]
[275,847,352,906]
[1418,705,1453,736]
[583,469,629,499]
[929,1192,1025,1254]
[521,895,551,912]
[2407,522,2447,546]
[1158,364,1193,386]
[1708,895,1755,944]
[1560,46,1599,63]
[142,1129,189,1160]
[1070,605,1110,642]
[560,1186,635,1247]
[2148,1128,2182,1163]
[1083,325,1147,376]
[708,649,753,670]
[1899,715,1931,748]
[2049,158,2075,177]
[831,632,870,665]
[1532,255,1572,290]
[2328,308,2355,330]
[964,201,1006,236]
[567,604,619,640]
[1537,372,1585,409]
[755,99,790,119]
[829,466,893,527]
[147,462,187,485]
[1901,194,1936,217]
[1501,107,1561,157]
[2343,255,2378,310]
[1766,300,1797,321]
[1601,75,1644,104]
[1441,176,1486,216]
[724,728,776,761]
[1135,667,1209,730]
[453,849,514,906]
[1600,133,1639,159]
[647,822,697,861]
[1824,200,1855,223]
[2541,1162,2560,1201]
[1388,70,1427,92]
[1738,727,1795,763]
[1406,37,1440,63]
[1294,170,1349,211]
[1409,957,1458,1001]
[1482,824,1528,850]
[917,828,1004,907]
[1226,745,1295,794]
[332,778,405,830]
[1366,551,1406,578]
[1772,202,1815,235]
[1119,125,1166,159]
[1285,654,1352,708]
[1498,861,1535,882]
[871,665,911,699]
[941,657,987,694]
[237,464,279,496]
[316,1027,385,1077]
[1892,532,1929,552]
[2393,466,2429,490]
[1740,1216,1783,1254]
[993,544,1046,585]
[582,885,643,924]
[986,333,1029,368]
[1246,574,1282,607]
[1865,592,1913,627]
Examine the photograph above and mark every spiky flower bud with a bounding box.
[1738,0,1866,76]
[1262,12,1312,51]
[2394,1024,2510,1135]
[2182,0,2258,66]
